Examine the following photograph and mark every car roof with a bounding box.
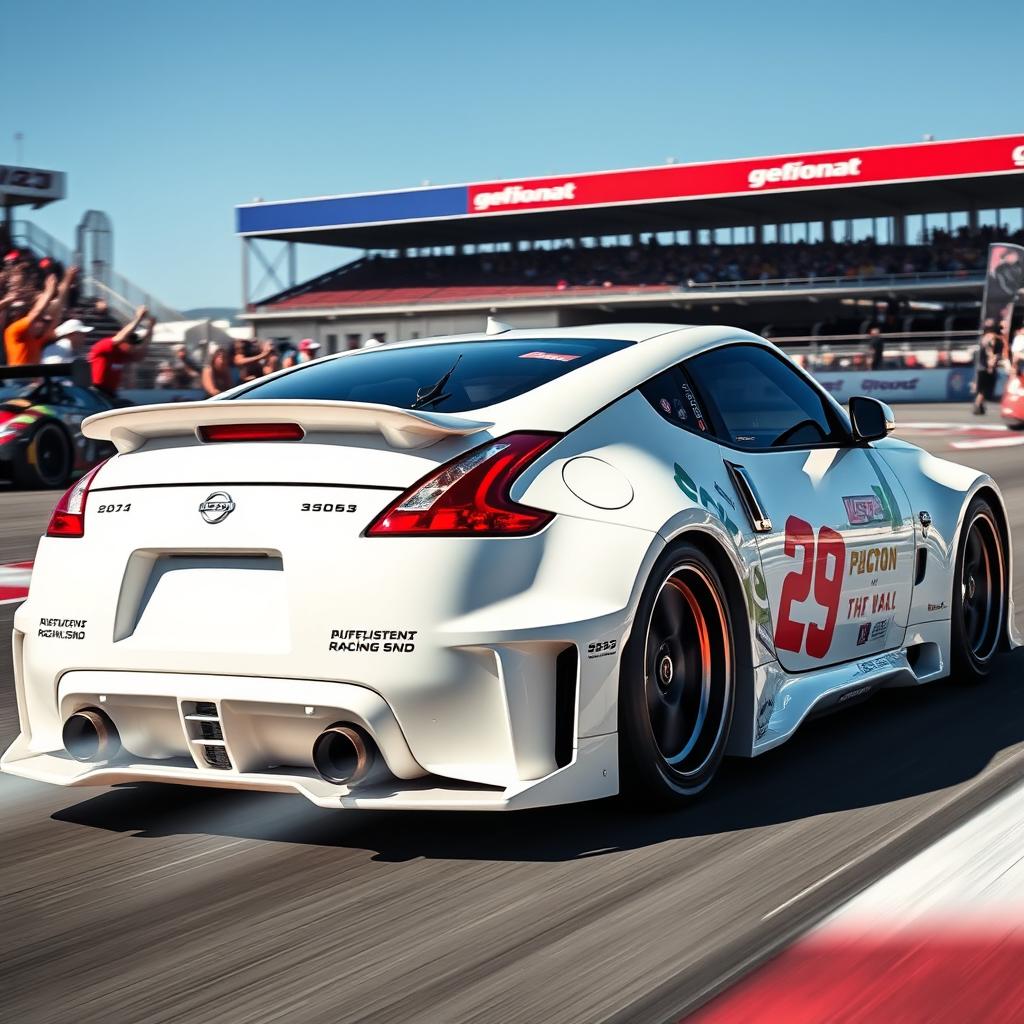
[222,323,776,434]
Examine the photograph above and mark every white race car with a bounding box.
[3,324,1019,809]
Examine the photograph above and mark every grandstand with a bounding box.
[237,134,1024,352]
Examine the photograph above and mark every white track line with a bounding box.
[950,436,1024,450]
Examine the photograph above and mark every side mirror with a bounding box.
[848,395,894,443]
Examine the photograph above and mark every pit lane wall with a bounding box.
[812,367,1006,404]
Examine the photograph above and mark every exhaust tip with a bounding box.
[62,708,121,762]
[312,723,375,785]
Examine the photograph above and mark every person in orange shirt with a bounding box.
[3,274,57,366]
[2,265,79,367]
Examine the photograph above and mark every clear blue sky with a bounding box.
[2,0,1016,311]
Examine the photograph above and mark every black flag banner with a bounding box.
[981,243,1024,351]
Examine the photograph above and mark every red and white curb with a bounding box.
[690,782,1024,1022]
[0,561,33,605]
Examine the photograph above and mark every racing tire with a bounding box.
[13,421,73,490]
[619,541,736,808]
[950,497,1006,683]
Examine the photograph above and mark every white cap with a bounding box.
[54,319,93,339]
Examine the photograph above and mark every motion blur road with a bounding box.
[2,403,1022,1024]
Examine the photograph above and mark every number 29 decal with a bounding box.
[773,515,847,658]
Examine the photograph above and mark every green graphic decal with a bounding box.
[673,462,741,543]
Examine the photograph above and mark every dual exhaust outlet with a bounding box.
[62,708,376,787]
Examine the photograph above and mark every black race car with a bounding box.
[0,361,116,488]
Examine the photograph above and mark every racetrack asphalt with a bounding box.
[2,401,1022,1024]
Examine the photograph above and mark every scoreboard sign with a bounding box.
[0,165,67,205]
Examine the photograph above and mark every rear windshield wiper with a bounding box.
[410,354,462,410]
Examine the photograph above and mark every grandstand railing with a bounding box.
[11,219,183,324]
[679,269,984,291]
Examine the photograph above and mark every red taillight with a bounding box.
[367,432,560,537]
[198,423,305,443]
[46,461,107,538]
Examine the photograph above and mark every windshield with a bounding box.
[231,338,632,412]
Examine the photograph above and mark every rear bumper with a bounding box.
[2,638,625,809]
[0,732,618,810]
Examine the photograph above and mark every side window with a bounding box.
[686,344,844,450]
[639,366,711,434]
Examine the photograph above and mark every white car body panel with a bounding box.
[3,324,1018,809]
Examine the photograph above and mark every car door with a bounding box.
[685,343,915,674]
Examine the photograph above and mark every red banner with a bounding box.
[467,135,1024,216]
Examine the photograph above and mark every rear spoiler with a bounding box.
[82,399,495,454]
[0,359,92,387]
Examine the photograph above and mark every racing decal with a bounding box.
[846,591,896,619]
[848,545,899,576]
[773,516,846,659]
[853,651,902,676]
[843,494,888,525]
[300,502,358,513]
[714,482,736,510]
[838,683,873,704]
[518,351,579,362]
[927,601,948,613]
[679,381,707,432]
[328,628,417,653]
[856,618,892,646]
[38,617,87,640]
[586,639,618,659]
[673,463,741,543]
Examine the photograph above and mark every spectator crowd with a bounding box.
[303,225,1024,296]
[2,243,325,400]
[1,246,155,403]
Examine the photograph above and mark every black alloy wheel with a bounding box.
[951,498,1006,681]
[620,542,736,806]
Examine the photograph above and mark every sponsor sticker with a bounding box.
[38,617,87,640]
[659,398,672,414]
[870,618,891,642]
[848,545,898,576]
[857,622,870,646]
[587,639,618,659]
[328,628,418,653]
[853,651,902,676]
[518,351,579,362]
[847,590,896,619]
[843,495,888,525]
[679,382,707,432]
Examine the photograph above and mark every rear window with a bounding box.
[231,338,631,412]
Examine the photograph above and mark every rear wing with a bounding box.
[82,399,495,454]
[0,359,91,388]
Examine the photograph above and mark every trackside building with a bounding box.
[236,134,1024,351]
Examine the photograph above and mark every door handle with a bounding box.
[725,462,773,533]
